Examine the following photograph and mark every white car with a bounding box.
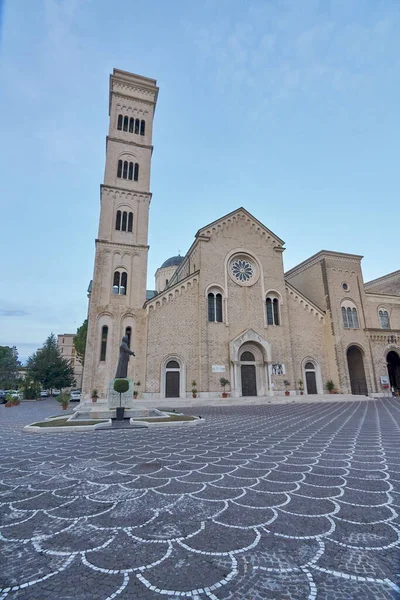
[40,390,49,398]
[70,389,81,402]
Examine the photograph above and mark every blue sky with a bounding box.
[1,0,399,362]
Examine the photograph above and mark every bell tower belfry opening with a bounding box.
[82,70,159,400]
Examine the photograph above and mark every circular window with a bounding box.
[342,282,349,291]
[229,254,259,286]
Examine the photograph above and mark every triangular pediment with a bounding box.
[196,207,285,247]
[229,329,272,362]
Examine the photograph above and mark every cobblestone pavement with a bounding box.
[1,399,400,600]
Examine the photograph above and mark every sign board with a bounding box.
[212,365,226,373]
[380,375,390,388]
[271,363,285,375]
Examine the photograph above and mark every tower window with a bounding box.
[100,325,108,361]
[266,295,280,325]
[121,211,127,231]
[117,160,122,178]
[128,162,133,180]
[135,118,140,134]
[120,271,127,295]
[112,270,127,295]
[140,120,145,135]
[129,117,134,133]
[341,301,359,329]
[115,210,133,232]
[379,308,390,329]
[123,161,128,179]
[208,291,223,322]
[115,210,121,230]
[128,212,133,232]
[123,116,128,132]
[134,163,139,181]
[117,115,123,130]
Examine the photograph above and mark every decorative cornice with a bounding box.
[107,136,153,151]
[285,250,363,279]
[96,239,149,251]
[113,92,154,110]
[365,269,400,289]
[100,184,151,200]
[285,282,325,321]
[365,291,400,299]
[145,271,200,312]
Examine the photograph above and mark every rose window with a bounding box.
[231,259,254,282]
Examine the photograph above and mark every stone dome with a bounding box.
[160,255,184,269]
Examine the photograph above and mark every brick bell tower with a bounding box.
[82,69,158,400]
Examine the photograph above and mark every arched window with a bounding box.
[128,162,133,180]
[140,120,145,135]
[135,118,140,134]
[123,161,128,179]
[134,163,139,181]
[115,210,121,230]
[379,308,390,329]
[125,326,132,348]
[241,351,255,361]
[113,271,120,290]
[120,272,127,295]
[166,360,179,368]
[117,115,123,130]
[117,160,122,178]
[208,291,223,322]
[100,326,108,361]
[129,117,134,133]
[266,294,280,325]
[121,211,127,231]
[341,300,359,329]
[123,116,128,132]
[128,212,133,232]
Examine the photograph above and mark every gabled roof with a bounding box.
[195,207,285,247]
[365,269,400,289]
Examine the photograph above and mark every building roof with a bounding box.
[160,255,184,269]
[146,289,157,300]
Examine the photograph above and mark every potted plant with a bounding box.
[191,380,197,398]
[326,380,335,394]
[284,380,290,396]
[220,377,230,398]
[114,378,129,420]
[91,389,99,403]
[57,392,70,410]
[5,392,15,407]
[298,379,304,395]
[133,381,140,399]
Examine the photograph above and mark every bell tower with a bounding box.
[82,69,158,400]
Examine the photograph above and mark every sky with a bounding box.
[0,0,400,363]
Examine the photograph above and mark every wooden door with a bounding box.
[241,365,257,396]
[166,371,180,398]
[306,371,317,394]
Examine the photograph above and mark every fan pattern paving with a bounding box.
[1,399,400,599]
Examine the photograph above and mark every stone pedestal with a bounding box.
[108,379,135,409]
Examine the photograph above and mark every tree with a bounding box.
[26,333,75,392]
[0,346,22,389]
[73,319,87,367]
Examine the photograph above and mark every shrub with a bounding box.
[113,379,129,394]
[57,392,70,407]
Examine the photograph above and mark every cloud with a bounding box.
[0,309,29,317]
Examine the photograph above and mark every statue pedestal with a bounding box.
[107,379,135,409]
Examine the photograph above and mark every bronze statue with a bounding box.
[115,335,135,378]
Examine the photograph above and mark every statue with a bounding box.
[115,336,135,378]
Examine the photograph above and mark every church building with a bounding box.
[82,69,400,401]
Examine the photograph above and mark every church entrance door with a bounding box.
[387,351,400,393]
[305,371,317,394]
[241,365,257,396]
[166,372,180,398]
[347,345,368,395]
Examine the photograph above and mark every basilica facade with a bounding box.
[82,69,400,401]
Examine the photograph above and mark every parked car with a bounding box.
[0,390,7,404]
[40,390,49,398]
[70,389,81,402]
[52,389,61,397]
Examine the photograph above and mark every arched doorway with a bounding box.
[387,351,400,393]
[240,350,257,396]
[347,345,368,395]
[304,361,317,394]
[165,360,180,398]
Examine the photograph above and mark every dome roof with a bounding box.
[160,255,184,269]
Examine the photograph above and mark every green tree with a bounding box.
[0,346,22,389]
[26,333,75,392]
[73,319,87,366]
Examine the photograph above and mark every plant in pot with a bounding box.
[326,380,335,394]
[191,380,197,398]
[91,389,99,403]
[57,392,70,410]
[114,378,129,420]
[298,379,304,395]
[133,381,140,399]
[220,377,230,398]
[284,380,290,396]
